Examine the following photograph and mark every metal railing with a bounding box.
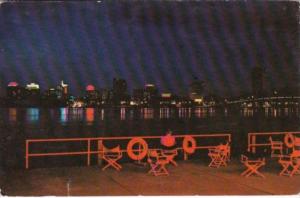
[25,133,231,169]
[247,131,300,153]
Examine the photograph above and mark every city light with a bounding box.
[8,82,18,87]
[26,83,40,90]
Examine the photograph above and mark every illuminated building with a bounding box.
[144,84,158,103]
[6,81,26,101]
[160,92,176,106]
[132,84,158,106]
[26,83,39,90]
[85,84,100,106]
[161,93,172,98]
[99,88,112,104]
[44,88,57,98]
[132,88,144,105]
[189,78,204,104]
[25,83,41,106]
[56,80,68,99]
[26,83,40,96]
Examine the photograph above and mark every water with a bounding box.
[0,106,299,169]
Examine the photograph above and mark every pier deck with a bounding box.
[2,159,300,196]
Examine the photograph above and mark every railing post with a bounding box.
[138,142,141,163]
[25,140,29,169]
[184,151,188,160]
[251,135,256,153]
[247,134,251,152]
[97,140,103,166]
[87,139,91,166]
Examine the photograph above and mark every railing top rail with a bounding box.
[26,133,231,143]
[248,131,300,136]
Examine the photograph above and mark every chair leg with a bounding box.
[279,163,291,176]
[250,169,265,178]
[169,159,178,166]
[290,164,300,176]
[148,164,158,174]
[102,158,121,171]
[241,168,252,176]
[242,165,264,178]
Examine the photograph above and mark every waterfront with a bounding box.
[0,106,299,170]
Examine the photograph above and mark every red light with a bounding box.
[86,84,95,91]
[8,82,18,87]
[161,134,176,147]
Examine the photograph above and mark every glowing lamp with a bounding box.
[86,85,95,91]
[8,82,18,87]
[161,134,176,147]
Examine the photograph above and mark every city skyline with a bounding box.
[0,1,298,97]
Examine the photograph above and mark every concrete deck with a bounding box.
[1,159,300,196]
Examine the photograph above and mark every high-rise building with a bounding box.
[56,80,68,99]
[144,84,158,100]
[85,84,99,106]
[251,66,265,97]
[112,78,128,104]
[45,88,57,98]
[26,83,40,95]
[99,88,113,105]
[25,83,41,105]
[189,78,204,104]
[132,88,144,100]
[6,82,25,100]
[113,78,127,96]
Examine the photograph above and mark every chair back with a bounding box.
[147,150,160,163]
[218,142,230,156]
[241,155,248,163]
[103,145,121,154]
[293,136,300,156]
[269,136,282,146]
[148,149,161,158]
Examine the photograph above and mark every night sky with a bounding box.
[0,1,299,97]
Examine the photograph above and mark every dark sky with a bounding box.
[0,1,299,97]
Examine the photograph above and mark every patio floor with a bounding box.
[1,159,300,196]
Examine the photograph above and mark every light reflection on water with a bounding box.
[86,108,95,125]
[178,108,191,119]
[60,108,68,124]
[26,108,39,123]
[120,108,126,121]
[4,106,300,124]
[141,108,154,119]
[8,108,17,122]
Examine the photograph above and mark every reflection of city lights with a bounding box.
[141,108,154,119]
[120,108,126,120]
[8,108,17,122]
[60,108,68,123]
[27,108,39,122]
[86,108,94,123]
